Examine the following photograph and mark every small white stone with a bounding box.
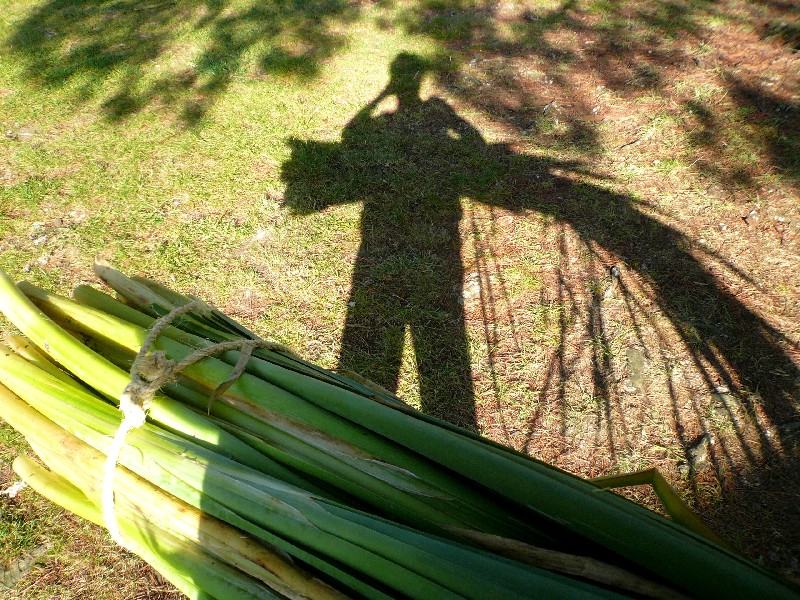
[0,481,27,499]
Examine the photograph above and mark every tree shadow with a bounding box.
[282,51,800,571]
[6,0,359,125]
[397,0,800,189]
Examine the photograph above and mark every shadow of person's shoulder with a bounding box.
[423,95,454,111]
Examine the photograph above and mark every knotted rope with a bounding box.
[101,302,283,547]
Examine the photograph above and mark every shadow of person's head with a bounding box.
[384,52,432,105]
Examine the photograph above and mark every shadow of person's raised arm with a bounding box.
[281,137,353,214]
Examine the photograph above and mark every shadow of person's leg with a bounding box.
[411,310,477,431]
[338,284,406,397]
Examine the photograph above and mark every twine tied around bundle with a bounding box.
[101,301,283,547]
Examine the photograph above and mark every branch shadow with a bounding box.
[398,0,800,189]
[6,0,360,125]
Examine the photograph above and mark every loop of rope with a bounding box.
[102,301,282,548]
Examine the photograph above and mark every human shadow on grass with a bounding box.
[281,53,800,446]
[6,0,359,125]
[283,54,489,429]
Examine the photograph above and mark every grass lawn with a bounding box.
[1,0,799,596]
